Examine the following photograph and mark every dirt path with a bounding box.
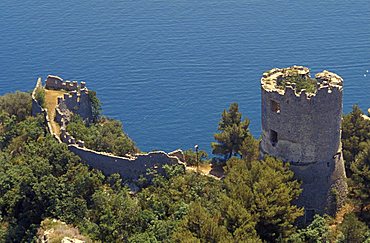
[186,164,225,180]
[45,89,66,136]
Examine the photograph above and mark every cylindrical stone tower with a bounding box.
[260,66,347,222]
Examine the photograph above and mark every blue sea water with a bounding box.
[0,0,369,153]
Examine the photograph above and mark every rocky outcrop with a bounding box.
[37,219,91,243]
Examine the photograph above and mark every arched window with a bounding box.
[271,100,281,113]
[270,130,278,146]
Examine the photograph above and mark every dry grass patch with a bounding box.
[37,218,92,243]
[45,89,66,136]
[186,164,224,179]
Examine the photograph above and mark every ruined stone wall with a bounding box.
[260,66,347,217]
[56,88,92,123]
[32,76,185,182]
[45,75,86,91]
[68,145,184,180]
[44,75,92,123]
[58,125,185,180]
[58,113,185,181]
[31,78,54,136]
[75,89,92,121]
[31,78,44,116]
[31,97,43,116]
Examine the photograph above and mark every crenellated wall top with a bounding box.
[45,75,87,91]
[261,66,343,98]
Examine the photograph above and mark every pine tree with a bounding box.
[342,105,370,174]
[240,135,260,163]
[350,143,370,214]
[224,157,303,241]
[339,214,370,243]
[212,103,257,160]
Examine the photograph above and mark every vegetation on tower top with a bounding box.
[276,72,318,94]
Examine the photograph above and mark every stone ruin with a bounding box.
[261,65,343,97]
[32,75,186,181]
[260,66,347,222]
[45,75,86,91]
[44,75,94,126]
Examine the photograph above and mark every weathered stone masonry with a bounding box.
[260,66,347,219]
[68,145,181,179]
[45,75,93,124]
[31,77,57,140]
[45,75,86,91]
[32,76,185,180]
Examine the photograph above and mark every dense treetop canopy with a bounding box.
[67,115,138,156]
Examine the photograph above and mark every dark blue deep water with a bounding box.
[1,1,369,153]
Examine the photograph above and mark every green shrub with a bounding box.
[183,148,209,166]
[35,87,45,108]
[277,74,317,94]
[88,90,101,121]
[0,91,32,121]
[67,115,138,156]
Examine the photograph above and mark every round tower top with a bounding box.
[261,66,343,97]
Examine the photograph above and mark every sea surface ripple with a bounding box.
[0,0,369,153]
